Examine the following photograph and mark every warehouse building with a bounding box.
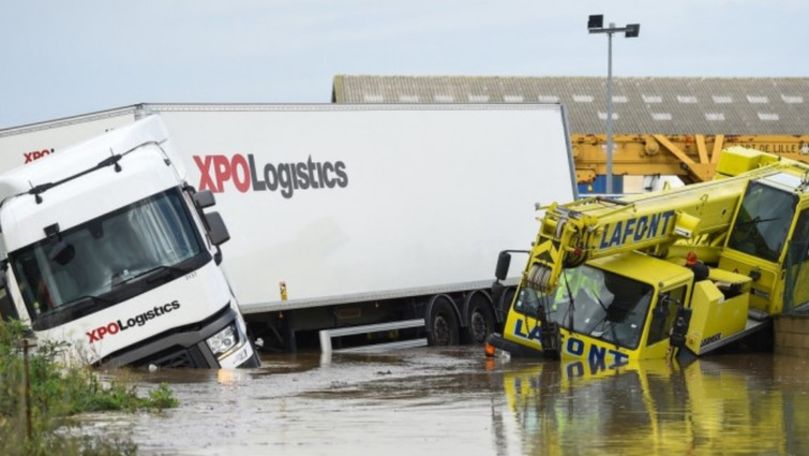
[333,75,809,191]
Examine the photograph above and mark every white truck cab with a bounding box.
[0,116,258,368]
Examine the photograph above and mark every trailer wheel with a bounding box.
[426,295,460,346]
[463,292,496,344]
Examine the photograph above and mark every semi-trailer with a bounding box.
[0,103,576,352]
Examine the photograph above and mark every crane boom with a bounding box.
[525,158,784,293]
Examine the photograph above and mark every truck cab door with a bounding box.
[643,284,687,358]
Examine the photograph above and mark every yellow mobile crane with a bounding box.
[488,147,809,364]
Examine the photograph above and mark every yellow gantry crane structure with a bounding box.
[333,75,809,187]
[572,133,809,184]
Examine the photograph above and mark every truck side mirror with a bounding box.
[495,251,511,281]
[193,190,216,209]
[204,212,230,246]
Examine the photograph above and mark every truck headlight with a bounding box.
[206,324,240,357]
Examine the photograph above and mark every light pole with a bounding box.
[588,15,639,194]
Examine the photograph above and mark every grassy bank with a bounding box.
[0,319,177,455]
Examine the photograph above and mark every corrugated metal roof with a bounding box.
[332,75,809,135]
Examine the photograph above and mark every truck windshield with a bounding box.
[514,265,653,349]
[728,181,797,263]
[10,188,209,330]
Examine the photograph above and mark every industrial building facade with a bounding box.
[333,75,809,190]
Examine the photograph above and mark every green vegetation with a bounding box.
[0,319,177,455]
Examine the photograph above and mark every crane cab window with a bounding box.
[516,264,654,349]
[785,209,809,311]
[728,182,797,263]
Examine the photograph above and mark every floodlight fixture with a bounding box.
[625,24,640,38]
[588,15,603,30]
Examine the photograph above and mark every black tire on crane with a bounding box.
[426,294,460,346]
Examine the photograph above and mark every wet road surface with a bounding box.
[87,347,809,455]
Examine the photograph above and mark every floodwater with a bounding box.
[87,348,809,455]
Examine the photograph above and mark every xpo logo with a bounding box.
[24,148,55,164]
[86,301,181,344]
[193,153,348,198]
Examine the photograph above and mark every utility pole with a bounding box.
[588,15,640,194]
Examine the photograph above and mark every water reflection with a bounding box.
[502,356,809,455]
[90,349,809,455]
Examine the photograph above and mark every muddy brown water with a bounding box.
[85,348,809,455]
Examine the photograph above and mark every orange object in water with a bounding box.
[485,342,496,357]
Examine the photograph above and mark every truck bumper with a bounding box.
[102,306,259,369]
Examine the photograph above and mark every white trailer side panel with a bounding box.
[152,104,574,312]
[0,107,136,172]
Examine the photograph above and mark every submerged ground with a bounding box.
[87,347,809,455]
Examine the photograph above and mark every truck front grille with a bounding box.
[134,345,208,368]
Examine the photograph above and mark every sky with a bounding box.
[1,0,807,128]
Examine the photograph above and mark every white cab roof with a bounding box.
[0,116,186,252]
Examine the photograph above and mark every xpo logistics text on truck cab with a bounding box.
[0,116,259,368]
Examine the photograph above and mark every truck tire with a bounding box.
[462,292,496,344]
[426,295,460,346]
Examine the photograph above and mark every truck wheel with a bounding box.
[463,292,496,344]
[426,295,460,346]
